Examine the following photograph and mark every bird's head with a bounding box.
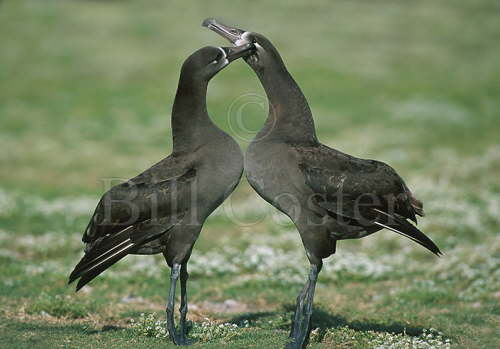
[203,18,282,73]
[181,44,255,82]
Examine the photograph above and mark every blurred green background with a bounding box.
[0,1,498,348]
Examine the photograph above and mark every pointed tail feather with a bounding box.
[68,238,132,283]
[83,225,133,258]
[69,224,170,291]
[372,208,441,256]
[69,226,135,283]
[75,242,137,291]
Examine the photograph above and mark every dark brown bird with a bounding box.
[204,19,441,349]
[69,43,254,345]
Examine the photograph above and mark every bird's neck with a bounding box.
[171,77,219,154]
[253,60,318,145]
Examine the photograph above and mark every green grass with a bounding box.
[0,0,499,348]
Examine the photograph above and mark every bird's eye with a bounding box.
[210,52,223,64]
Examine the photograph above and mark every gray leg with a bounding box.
[166,263,189,345]
[286,262,322,349]
[289,278,310,339]
[179,262,189,343]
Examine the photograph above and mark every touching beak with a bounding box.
[222,43,255,63]
[202,18,245,44]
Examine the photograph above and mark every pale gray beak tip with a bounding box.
[202,18,216,28]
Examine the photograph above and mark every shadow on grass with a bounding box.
[86,325,126,334]
[228,304,425,338]
[228,311,276,324]
[310,307,425,337]
[6,320,128,335]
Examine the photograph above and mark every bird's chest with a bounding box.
[245,143,303,210]
[196,145,243,211]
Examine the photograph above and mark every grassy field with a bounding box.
[1,0,499,348]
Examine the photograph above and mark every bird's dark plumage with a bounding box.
[69,44,254,345]
[296,144,440,256]
[205,19,441,349]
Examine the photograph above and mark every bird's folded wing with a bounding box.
[298,149,418,223]
[297,148,440,256]
[82,167,197,245]
[69,215,181,290]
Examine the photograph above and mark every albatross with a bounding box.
[204,18,441,349]
[69,43,255,346]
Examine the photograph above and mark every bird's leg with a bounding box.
[178,262,189,344]
[166,263,187,345]
[286,262,322,349]
[289,277,310,338]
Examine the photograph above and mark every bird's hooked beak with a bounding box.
[203,18,247,45]
[221,43,255,64]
